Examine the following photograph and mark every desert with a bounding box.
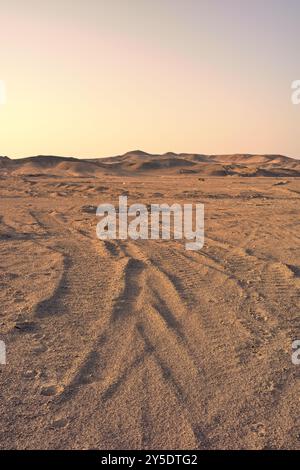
[0,151,299,449]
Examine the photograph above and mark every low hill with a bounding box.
[1,152,300,177]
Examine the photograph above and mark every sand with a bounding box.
[0,160,300,449]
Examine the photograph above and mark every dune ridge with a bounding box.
[1,152,300,177]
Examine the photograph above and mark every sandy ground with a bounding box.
[0,174,300,449]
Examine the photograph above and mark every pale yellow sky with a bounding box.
[1,0,300,159]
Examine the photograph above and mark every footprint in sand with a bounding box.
[40,384,63,397]
[23,369,39,380]
[14,320,39,333]
[50,418,70,429]
[32,344,48,354]
[250,422,267,438]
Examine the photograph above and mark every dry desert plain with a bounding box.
[0,151,300,449]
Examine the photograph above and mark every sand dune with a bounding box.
[1,152,300,177]
[0,169,299,449]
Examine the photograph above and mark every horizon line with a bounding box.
[1,151,300,161]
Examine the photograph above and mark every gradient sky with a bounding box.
[1,0,300,159]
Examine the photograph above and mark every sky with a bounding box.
[1,0,300,159]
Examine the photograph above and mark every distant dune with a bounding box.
[1,151,300,177]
